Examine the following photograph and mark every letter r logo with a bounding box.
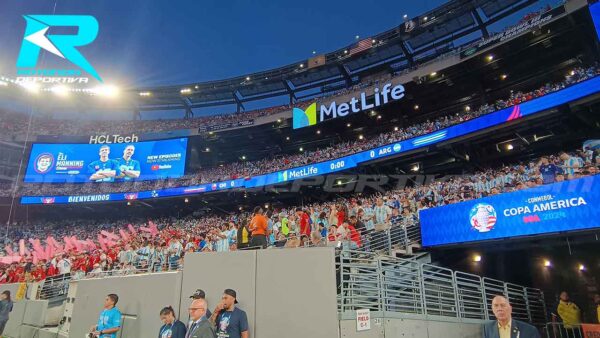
[17,15,102,82]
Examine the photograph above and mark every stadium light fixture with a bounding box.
[139,91,152,97]
[394,126,399,131]
[344,50,348,54]
[195,85,199,89]
[299,147,304,152]
[506,144,514,150]
[543,260,552,267]
[264,204,269,209]
[180,88,192,94]
[241,155,246,160]
[316,130,321,134]
[127,201,131,206]
[346,123,351,127]
[423,16,428,21]
[184,198,189,203]
[337,180,342,185]
[569,70,575,76]
[377,115,382,119]
[500,74,508,80]
[93,85,119,98]
[486,54,494,62]
[414,104,419,110]
[465,105,471,112]
[578,264,585,271]
[411,164,419,172]
[239,206,243,211]
[403,14,408,19]
[245,76,250,81]
[372,39,377,44]
[355,35,360,40]
[312,50,316,55]
[205,147,210,152]
[430,71,437,77]
[358,135,364,140]
[51,85,69,97]
[473,255,482,262]
[277,118,282,123]
[285,136,290,141]
[20,82,40,94]
[299,63,304,68]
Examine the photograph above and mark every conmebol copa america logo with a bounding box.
[469,203,497,232]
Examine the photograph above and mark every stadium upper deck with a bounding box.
[0,0,592,142]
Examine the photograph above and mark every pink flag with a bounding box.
[19,239,25,256]
[127,224,137,235]
[4,245,14,256]
[119,229,130,242]
[98,235,108,251]
[100,231,120,241]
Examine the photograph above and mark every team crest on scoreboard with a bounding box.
[469,203,497,232]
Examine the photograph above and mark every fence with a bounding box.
[337,250,547,325]
[544,322,584,338]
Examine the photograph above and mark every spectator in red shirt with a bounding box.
[295,208,311,238]
[341,221,362,249]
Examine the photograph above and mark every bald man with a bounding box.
[483,295,540,338]
[186,298,216,338]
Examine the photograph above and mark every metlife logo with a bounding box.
[293,82,406,129]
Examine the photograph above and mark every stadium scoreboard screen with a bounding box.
[24,138,188,183]
[419,176,600,247]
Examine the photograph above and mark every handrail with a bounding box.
[336,250,546,325]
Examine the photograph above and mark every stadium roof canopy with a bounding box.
[130,0,544,111]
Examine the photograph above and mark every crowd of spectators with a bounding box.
[1,145,598,284]
[9,65,599,198]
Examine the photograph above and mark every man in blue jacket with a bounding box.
[483,295,540,338]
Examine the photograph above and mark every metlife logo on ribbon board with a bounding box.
[293,82,406,129]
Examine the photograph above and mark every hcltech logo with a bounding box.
[293,102,317,129]
[292,83,405,129]
[16,15,102,83]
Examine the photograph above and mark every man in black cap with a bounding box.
[209,289,248,338]
[189,289,212,319]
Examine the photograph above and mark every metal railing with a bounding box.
[544,322,584,338]
[337,250,547,325]
[365,223,422,255]
[37,273,71,300]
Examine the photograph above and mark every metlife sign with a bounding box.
[293,82,406,129]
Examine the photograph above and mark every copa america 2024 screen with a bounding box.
[24,138,188,183]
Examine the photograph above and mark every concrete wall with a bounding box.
[254,247,339,338]
[69,271,182,338]
[180,250,257,333]
[339,317,483,338]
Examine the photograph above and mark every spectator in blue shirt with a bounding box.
[158,306,187,338]
[210,289,249,338]
[90,293,122,338]
[538,156,561,184]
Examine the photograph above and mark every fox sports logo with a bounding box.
[34,153,54,174]
[469,203,497,232]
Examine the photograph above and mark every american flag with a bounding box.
[349,39,372,55]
